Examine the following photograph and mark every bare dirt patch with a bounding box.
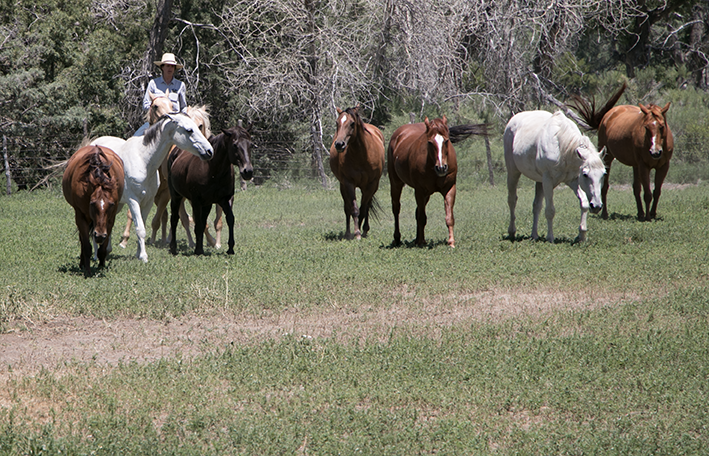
[0,288,638,380]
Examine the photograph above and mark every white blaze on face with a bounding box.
[649,121,659,153]
[340,115,347,127]
[434,134,444,166]
[99,199,105,212]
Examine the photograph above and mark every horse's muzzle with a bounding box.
[435,165,448,177]
[93,232,108,245]
[650,150,662,160]
[240,166,254,181]
[335,141,347,152]
[589,204,602,214]
[200,150,214,161]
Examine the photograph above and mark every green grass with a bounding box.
[1,177,709,454]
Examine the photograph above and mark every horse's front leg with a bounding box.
[219,200,235,255]
[600,155,614,219]
[414,190,431,247]
[542,176,556,243]
[531,182,544,241]
[569,179,589,242]
[131,199,151,262]
[649,162,669,220]
[206,204,224,249]
[443,185,456,247]
[75,212,92,277]
[631,166,646,221]
[169,194,182,255]
[179,199,195,248]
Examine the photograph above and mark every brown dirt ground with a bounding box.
[0,288,637,381]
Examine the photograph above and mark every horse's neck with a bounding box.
[142,127,176,173]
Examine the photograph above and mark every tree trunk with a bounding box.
[304,0,328,188]
[144,0,173,81]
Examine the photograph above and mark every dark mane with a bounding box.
[344,106,369,136]
[83,147,116,191]
[211,125,250,149]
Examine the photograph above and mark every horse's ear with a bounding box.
[661,102,671,115]
[424,117,430,128]
[441,115,447,125]
[222,129,232,136]
[639,103,649,114]
[598,146,607,160]
[336,108,343,115]
[246,122,253,132]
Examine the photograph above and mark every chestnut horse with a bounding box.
[388,116,457,247]
[571,84,674,220]
[329,106,385,239]
[63,146,124,277]
[169,125,254,255]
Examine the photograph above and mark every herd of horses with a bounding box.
[63,83,674,277]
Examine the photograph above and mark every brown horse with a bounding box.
[62,145,124,277]
[388,116,457,247]
[572,84,674,220]
[329,106,385,239]
[169,125,254,255]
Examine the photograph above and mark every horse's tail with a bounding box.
[368,194,382,222]
[448,123,491,144]
[568,82,627,131]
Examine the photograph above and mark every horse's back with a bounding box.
[63,145,124,207]
[599,105,647,166]
[504,111,555,180]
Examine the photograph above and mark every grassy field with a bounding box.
[1,174,708,454]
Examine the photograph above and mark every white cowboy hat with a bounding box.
[153,53,184,70]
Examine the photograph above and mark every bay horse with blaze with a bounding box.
[63,145,124,277]
[168,125,254,255]
[388,116,457,247]
[329,106,385,239]
[571,83,674,221]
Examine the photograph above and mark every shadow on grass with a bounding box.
[501,233,580,245]
[604,211,664,223]
[382,239,451,250]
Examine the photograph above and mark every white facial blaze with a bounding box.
[434,134,444,166]
[99,199,105,212]
[340,115,347,127]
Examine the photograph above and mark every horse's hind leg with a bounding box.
[204,204,221,248]
[506,169,521,241]
[359,181,379,238]
[649,162,669,220]
[542,178,556,243]
[119,211,132,248]
[179,200,195,248]
[390,177,404,245]
[339,182,357,239]
[531,181,544,241]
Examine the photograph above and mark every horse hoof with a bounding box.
[227,249,234,255]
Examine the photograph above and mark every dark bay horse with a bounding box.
[329,106,385,239]
[571,84,674,221]
[62,145,125,277]
[388,116,457,247]
[168,125,254,255]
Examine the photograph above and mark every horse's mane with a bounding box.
[211,125,250,150]
[143,113,190,146]
[82,147,116,191]
[343,106,372,137]
[185,105,212,138]
[554,113,604,168]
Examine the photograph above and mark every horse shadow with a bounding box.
[501,233,579,245]
[605,212,664,223]
[383,239,450,250]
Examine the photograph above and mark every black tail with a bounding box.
[568,82,627,130]
[448,123,491,144]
